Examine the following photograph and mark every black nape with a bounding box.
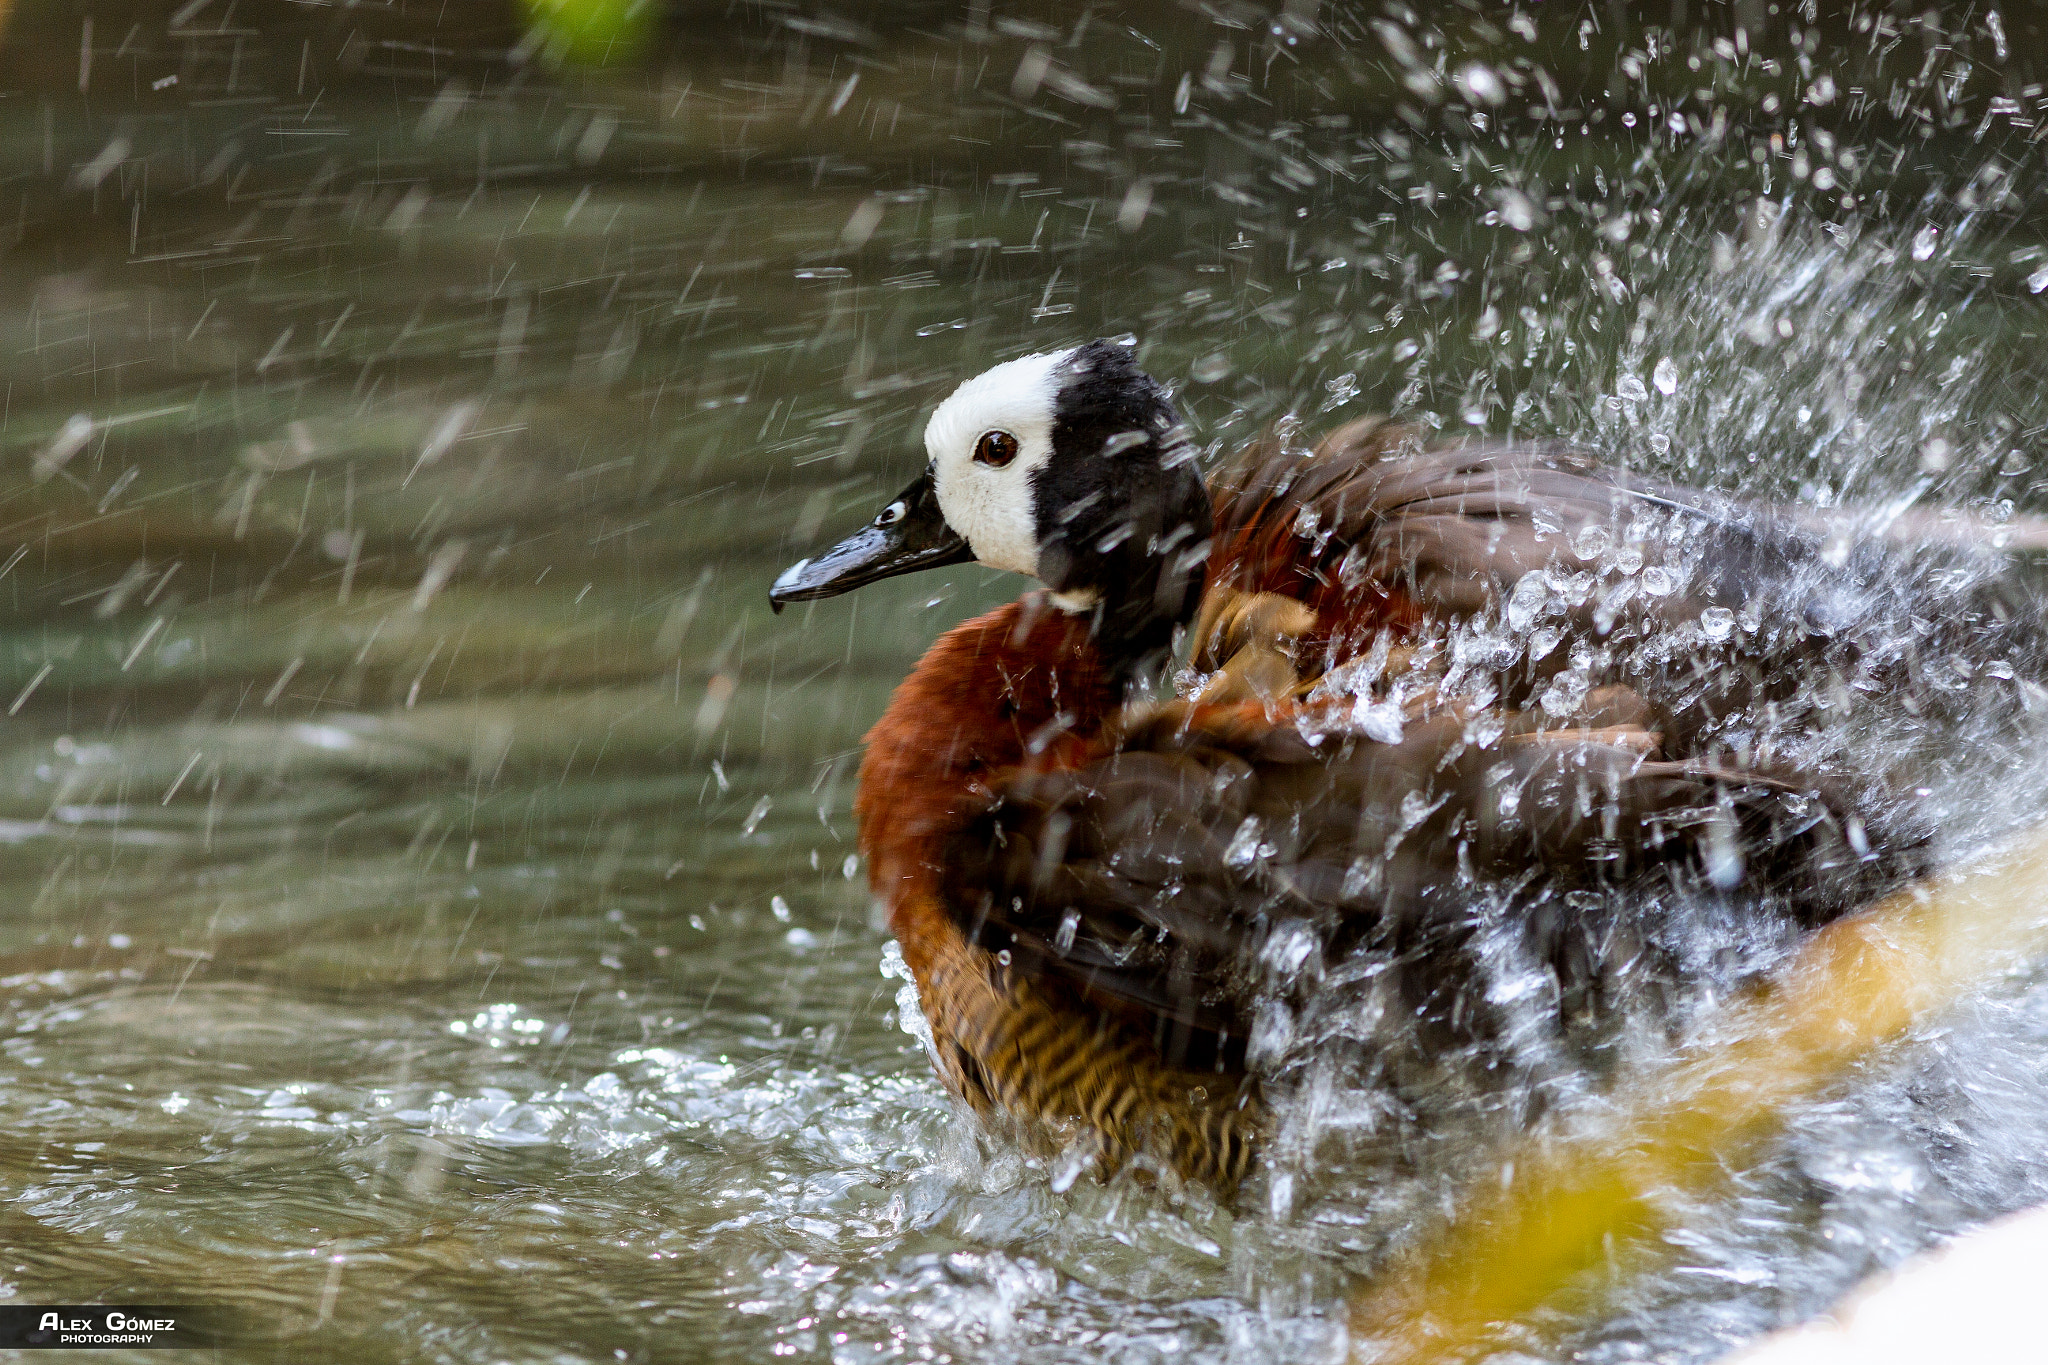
[1033,339,1213,691]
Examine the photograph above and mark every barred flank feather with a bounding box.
[918,926,1259,1191]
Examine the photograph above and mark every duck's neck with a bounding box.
[1033,475,1212,697]
[1066,584,1191,696]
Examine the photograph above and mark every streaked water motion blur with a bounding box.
[0,3,2044,1361]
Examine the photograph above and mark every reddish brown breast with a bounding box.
[855,595,1119,978]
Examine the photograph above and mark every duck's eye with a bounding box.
[875,500,907,527]
[973,430,1020,469]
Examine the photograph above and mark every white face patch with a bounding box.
[923,348,1073,579]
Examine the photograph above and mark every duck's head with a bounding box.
[771,338,1212,681]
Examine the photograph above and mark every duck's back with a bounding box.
[943,693,1927,1089]
[1209,418,1834,653]
[1208,417,2044,769]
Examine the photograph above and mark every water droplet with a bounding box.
[1224,816,1266,869]
[1538,671,1588,715]
[1268,1168,1296,1218]
[1653,356,1679,395]
[1356,699,1406,745]
[1049,1141,1093,1193]
[34,413,93,483]
[742,796,772,836]
[1454,63,1505,106]
[1507,572,1550,631]
[2028,265,2048,294]
[1247,999,1296,1064]
[1497,782,1522,818]
[1911,225,1939,260]
[1496,189,1537,231]
[1700,606,1737,642]
[1703,808,1746,887]
[1190,353,1232,383]
[1399,790,1445,832]
[1054,909,1080,953]
[1260,922,1318,979]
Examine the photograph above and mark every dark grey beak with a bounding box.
[769,469,974,612]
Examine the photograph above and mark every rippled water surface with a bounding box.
[1,3,2046,1361]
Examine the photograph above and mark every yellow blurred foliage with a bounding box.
[1352,821,2048,1363]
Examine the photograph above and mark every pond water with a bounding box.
[0,3,2045,1362]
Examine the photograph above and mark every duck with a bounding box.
[768,337,2023,1190]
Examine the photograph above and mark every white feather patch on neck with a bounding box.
[924,348,1074,579]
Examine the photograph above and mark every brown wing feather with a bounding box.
[1202,422,2048,767]
[1206,421,1799,635]
[941,697,1928,1152]
[1197,425,2048,777]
